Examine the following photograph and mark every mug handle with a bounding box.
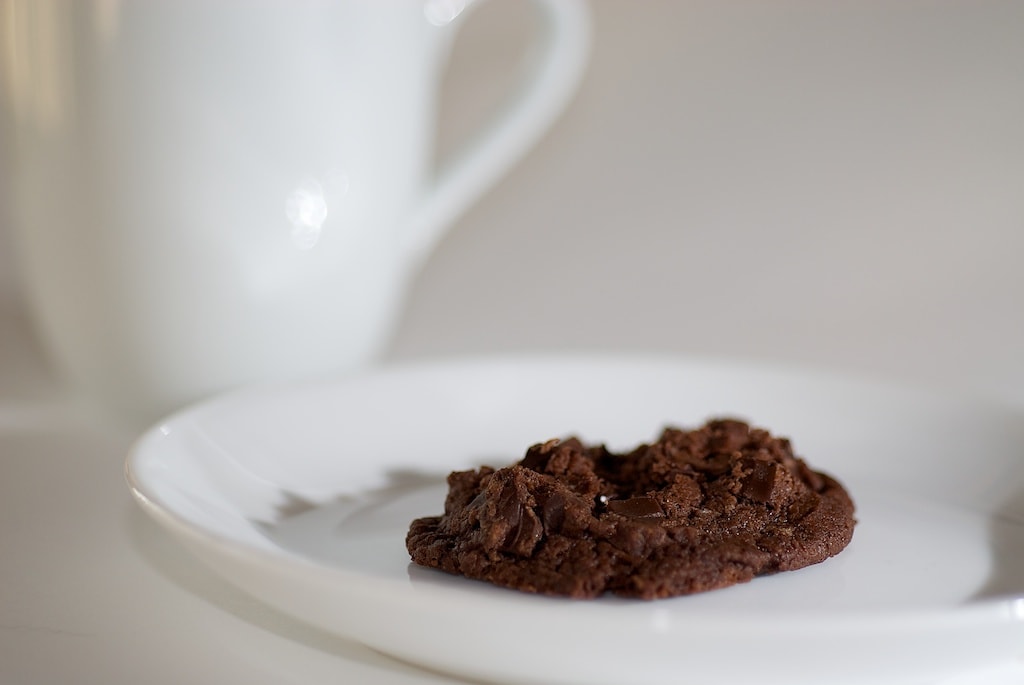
[401,0,590,256]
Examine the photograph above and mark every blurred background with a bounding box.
[3,0,1024,410]
[404,0,1024,408]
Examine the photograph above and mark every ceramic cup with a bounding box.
[3,0,589,420]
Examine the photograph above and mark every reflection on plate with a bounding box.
[126,356,1024,685]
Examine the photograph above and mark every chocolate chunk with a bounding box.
[520,438,560,471]
[607,496,664,519]
[708,418,750,453]
[407,419,855,599]
[537,490,567,531]
[501,509,543,556]
[740,459,778,503]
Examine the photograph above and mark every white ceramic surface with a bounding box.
[126,356,1024,685]
[5,0,589,420]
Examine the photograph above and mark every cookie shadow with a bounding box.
[256,467,449,526]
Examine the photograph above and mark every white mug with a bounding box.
[3,0,589,421]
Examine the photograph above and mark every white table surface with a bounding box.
[2,1,1023,683]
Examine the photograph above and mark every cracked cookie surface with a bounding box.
[406,419,855,599]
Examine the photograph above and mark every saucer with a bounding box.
[126,355,1024,685]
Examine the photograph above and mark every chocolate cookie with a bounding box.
[406,419,855,599]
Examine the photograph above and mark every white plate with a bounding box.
[125,356,1024,685]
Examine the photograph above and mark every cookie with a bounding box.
[406,419,855,599]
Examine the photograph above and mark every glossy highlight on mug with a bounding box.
[286,178,330,250]
[424,0,467,27]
